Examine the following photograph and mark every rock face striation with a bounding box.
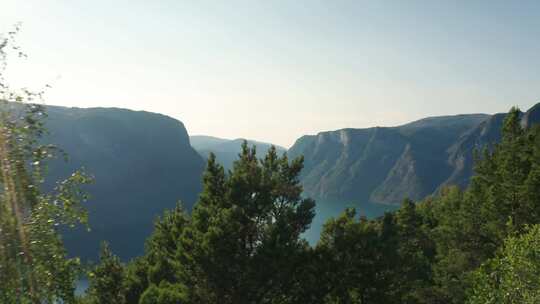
[289,103,540,206]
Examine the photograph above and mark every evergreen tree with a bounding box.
[312,106,540,304]
[317,208,388,303]
[93,105,540,304]
[424,107,540,303]
[139,282,188,304]
[316,200,435,304]
[123,257,151,304]
[468,225,540,303]
[146,202,189,284]
[121,203,190,302]
[120,144,315,303]
[177,144,315,303]
[86,242,126,304]
[393,199,435,303]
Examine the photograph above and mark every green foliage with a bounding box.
[0,26,91,303]
[421,107,540,303]
[123,257,151,303]
[317,208,392,303]
[81,105,540,304]
[190,135,287,171]
[179,144,315,303]
[315,200,435,304]
[102,143,315,303]
[296,106,540,304]
[139,282,188,304]
[468,225,540,304]
[146,202,189,284]
[85,242,126,304]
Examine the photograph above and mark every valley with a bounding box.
[41,102,539,261]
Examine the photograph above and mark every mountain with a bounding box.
[38,103,540,259]
[443,103,540,189]
[190,135,287,170]
[289,103,540,206]
[43,106,205,261]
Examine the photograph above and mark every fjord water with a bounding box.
[303,199,398,244]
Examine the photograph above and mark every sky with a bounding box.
[1,1,540,147]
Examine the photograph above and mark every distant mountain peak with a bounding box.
[190,135,286,170]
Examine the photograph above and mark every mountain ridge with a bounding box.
[42,105,206,261]
[36,103,540,260]
[190,135,286,170]
[289,105,539,205]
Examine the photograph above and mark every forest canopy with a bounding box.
[81,106,540,304]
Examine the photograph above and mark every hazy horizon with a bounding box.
[42,102,510,149]
[2,1,540,147]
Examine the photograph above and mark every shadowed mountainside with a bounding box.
[43,106,205,261]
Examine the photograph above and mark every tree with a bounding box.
[146,202,190,285]
[177,144,315,303]
[316,208,388,303]
[393,199,436,303]
[139,282,188,304]
[0,25,92,304]
[110,144,316,303]
[118,144,316,303]
[468,225,540,304]
[85,242,126,304]
[311,109,540,304]
[84,103,540,304]
[123,256,150,304]
[315,200,435,304]
[424,107,540,303]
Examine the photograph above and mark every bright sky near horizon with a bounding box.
[1,1,540,147]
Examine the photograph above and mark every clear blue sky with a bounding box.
[2,1,539,147]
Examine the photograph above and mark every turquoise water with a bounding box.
[73,200,396,295]
[303,199,397,245]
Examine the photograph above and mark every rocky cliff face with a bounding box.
[289,105,540,206]
[43,106,205,261]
